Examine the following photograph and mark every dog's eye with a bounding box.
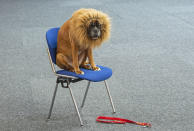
[94,21,101,28]
[91,22,95,27]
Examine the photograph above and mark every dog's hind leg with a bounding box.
[56,53,74,71]
[80,51,91,70]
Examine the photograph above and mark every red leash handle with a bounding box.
[96,116,151,127]
[96,116,127,124]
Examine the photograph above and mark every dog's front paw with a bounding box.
[92,66,101,71]
[75,70,84,75]
[81,64,91,70]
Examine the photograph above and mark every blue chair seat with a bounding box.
[56,65,112,82]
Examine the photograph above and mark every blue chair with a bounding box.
[46,27,116,126]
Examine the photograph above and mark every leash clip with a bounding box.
[142,123,152,128]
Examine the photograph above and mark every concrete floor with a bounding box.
[0,0,194,130]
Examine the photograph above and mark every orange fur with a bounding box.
[56,8,111,74]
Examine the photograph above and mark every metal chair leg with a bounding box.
[81,81,91,108]
[68,86,84,126]
[47,82,59,119]
[104,80,116,113]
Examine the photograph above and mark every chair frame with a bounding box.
[46,48,116,126]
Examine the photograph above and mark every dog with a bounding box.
[56,8,111,74]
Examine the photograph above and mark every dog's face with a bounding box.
[87,20,101,40]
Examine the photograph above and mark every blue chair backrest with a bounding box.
[46,27,60,64]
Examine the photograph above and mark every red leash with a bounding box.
[96,116,151,127]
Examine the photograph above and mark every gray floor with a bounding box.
[0,0,194,130]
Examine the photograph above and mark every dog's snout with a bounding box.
[93,28,98,34]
